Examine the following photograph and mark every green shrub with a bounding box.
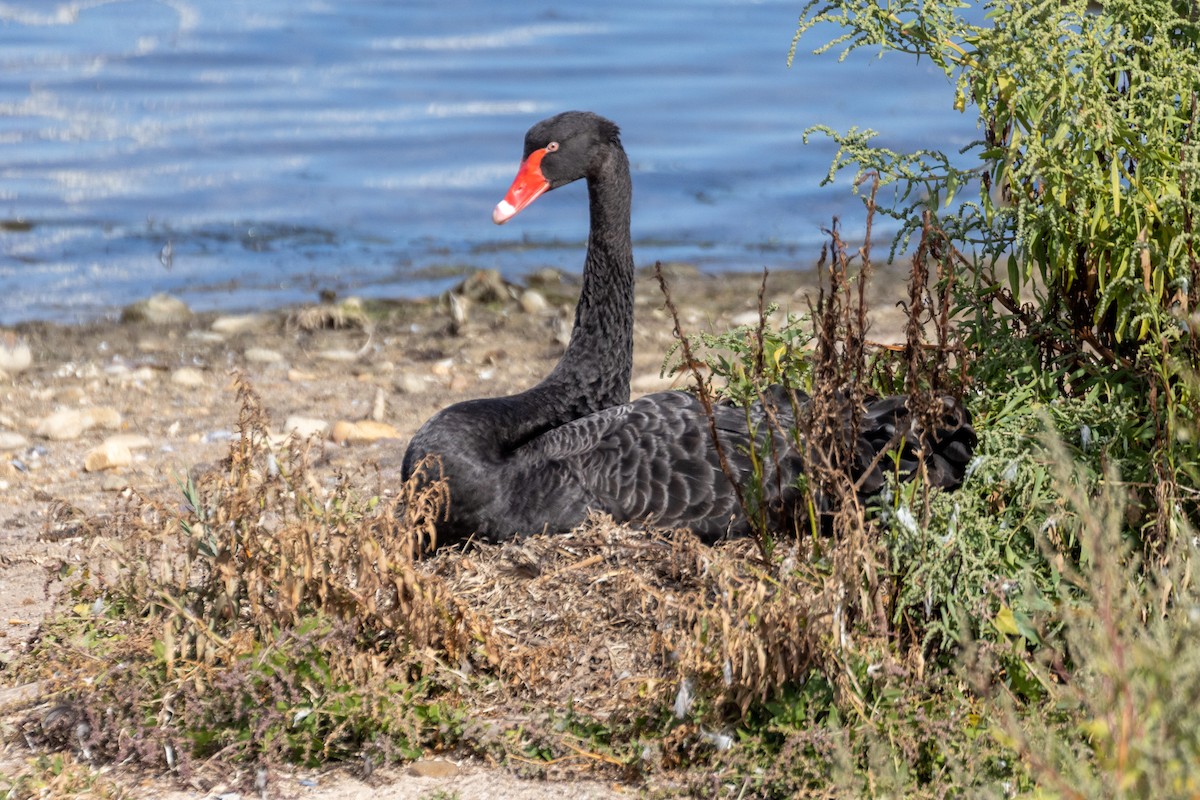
[794,0,1199,552]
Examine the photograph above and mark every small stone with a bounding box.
[103,433,152,451]
[284,416,329,439]
[430,358,455,376]
[448,374,472,392]
[371,387,386,421]
[0,431,28,451]
[211,314,270,335]
[84,440,132,472]
[314,349,360,363]
[526,267,565,288]
[128,366,157,383]
[170,367,206,387]
[244,347,284,364]
[121,293,192,325]
[34,407,122,441]
[552,315,572,347]
[137,336,169,352]
[0,333,32,374]
[394,373,427,394]
[287,368,317,382]
[330,419,400,445]
[35,410,86,440]
[519,288,548,314]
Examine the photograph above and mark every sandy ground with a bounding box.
[0,264,912,798]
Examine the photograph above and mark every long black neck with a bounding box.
[505,143,635,437]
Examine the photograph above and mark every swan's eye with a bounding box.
[545,142,559,153]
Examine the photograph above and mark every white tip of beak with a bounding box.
[492,199,516,225]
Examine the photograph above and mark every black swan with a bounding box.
[401,111,974,544]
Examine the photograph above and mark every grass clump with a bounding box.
[12,377,494,783]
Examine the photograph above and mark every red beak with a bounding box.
[493,147,550,225]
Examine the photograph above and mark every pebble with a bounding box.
[394,373,427,394]
[211,314,270,335]
[106,364,158,384]
[287,368,317,382]
[330,419,400,444]
[519,288,548,314]
[103,433,152,451]
[84,440,132,472]
[128,366,157,383]
[526,267,565,288]
[430,358,455,376]
[244,347,284,364]
[0,333,32,374]
[314,349,360,363]
[121,293,192,325]
[553,316,572,347]
[34,407,123,441]
[284,416,329,439]
[0,431,28,451]
[170,367,206,387]
[371,387,386,421]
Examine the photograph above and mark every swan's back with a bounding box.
[496,389,976,542]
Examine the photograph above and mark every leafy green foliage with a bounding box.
[795,0,1199,554]
[665,307,815,405]
[796,0,1199,347]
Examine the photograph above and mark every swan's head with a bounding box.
[493,111,621,225]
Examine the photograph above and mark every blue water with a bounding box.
[0,0,980,325]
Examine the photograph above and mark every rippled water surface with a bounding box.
[0,0,980,324]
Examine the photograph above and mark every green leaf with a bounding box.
[1110,157,1121,216]
[993,605,1021,636]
